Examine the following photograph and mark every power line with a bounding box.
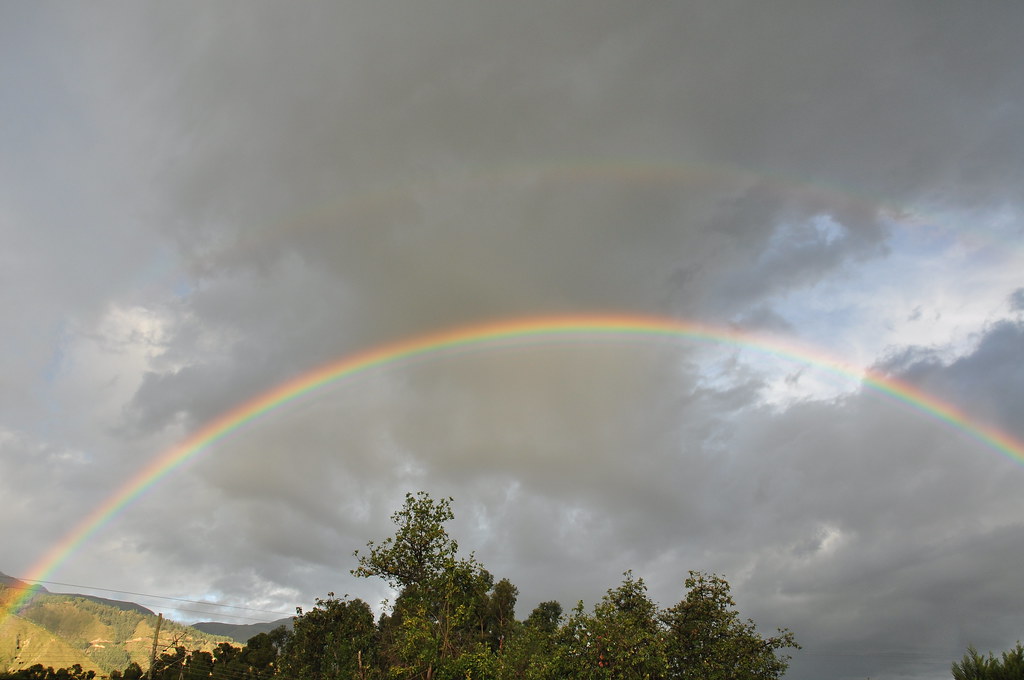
[4,577,295,619]
[5,587,283,622]
[3,583,282,623]
[152,607,287,624]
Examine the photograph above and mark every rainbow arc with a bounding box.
[4,313,1022,623]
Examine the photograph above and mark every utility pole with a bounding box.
[147,613,164,680]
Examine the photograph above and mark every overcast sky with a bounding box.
[3,3,1024,679]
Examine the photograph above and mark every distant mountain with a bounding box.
[0,577,232,676]
[0,573,47,594]
[64,594,155,618]
[190,618,293,644]
[0,572,153,618]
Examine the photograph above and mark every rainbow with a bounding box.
[208,155,998,274]
[258,158,930,249]
[5,313,1023,622]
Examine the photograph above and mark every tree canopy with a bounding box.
[345,491,798,680]
[24,503,1024,680]
[952,642,1024,680]
[28,491,801,680]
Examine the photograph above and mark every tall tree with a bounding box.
[525,601,563,635]
[497,601,563,680]
[660,571,798,680]
[483,578,519,652]
[278,593,376,680]
[590,572,667,679]
[352,492,459,590]
[353,492,496,680]
[547,573,666,680]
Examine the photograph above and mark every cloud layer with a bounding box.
[3,3,1024,679]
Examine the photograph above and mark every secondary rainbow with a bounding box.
[5,313,1023,623]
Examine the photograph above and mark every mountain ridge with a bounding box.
[190,618,293,643]
[0,573,236,675]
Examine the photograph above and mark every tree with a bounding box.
[483,578,519,651]
[952,642,1024,680]
[660,571,798,680]
[497,602,563,680]
[0,665,95,680]
[183,651,213,680]
[211,642,247,680]
[525,601,563,635]
[589,572,667,679]
[344,494,799,680]
[150,646,186,680]
[278,593,377,680]
[550,600,600,680]
[376,553,495,679]
[239,628,287,680]
[547,573,667,680]
[352,492,459,590]
[953,646,994,680]
[123,663,144,680]
[353,492,503,680]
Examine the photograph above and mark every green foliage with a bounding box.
[374,562,496,679]
[353,492,459,590]
[524,601,563,635]
[278,594,375,680]
[6,590,233,674]
[130,630,284,680]
[952,642,1024,680]
[89,644,131,672]
[660,571,799,680]
[435,643,497,680]
[110,611,140,647]
[590,572,668,679]
[239,628,288,679]
[473,577,517,654]
[22,605,95,647]
[150,645,186,680]
[353,492,508,679]
[8,492,809,680]
[385,600,438,680]
[497,620,556,680]
[347,493,801,680]
[546,574,667,680]
[549,600,600,679]
[184,650,213,680]
[495,600,565,680]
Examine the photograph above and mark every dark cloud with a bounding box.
[1010,288,1024,312]
[875,321,1024,432]
[58,1,1019,439]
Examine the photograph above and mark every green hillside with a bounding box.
[0,615,94,674]
[0,584,234,677]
